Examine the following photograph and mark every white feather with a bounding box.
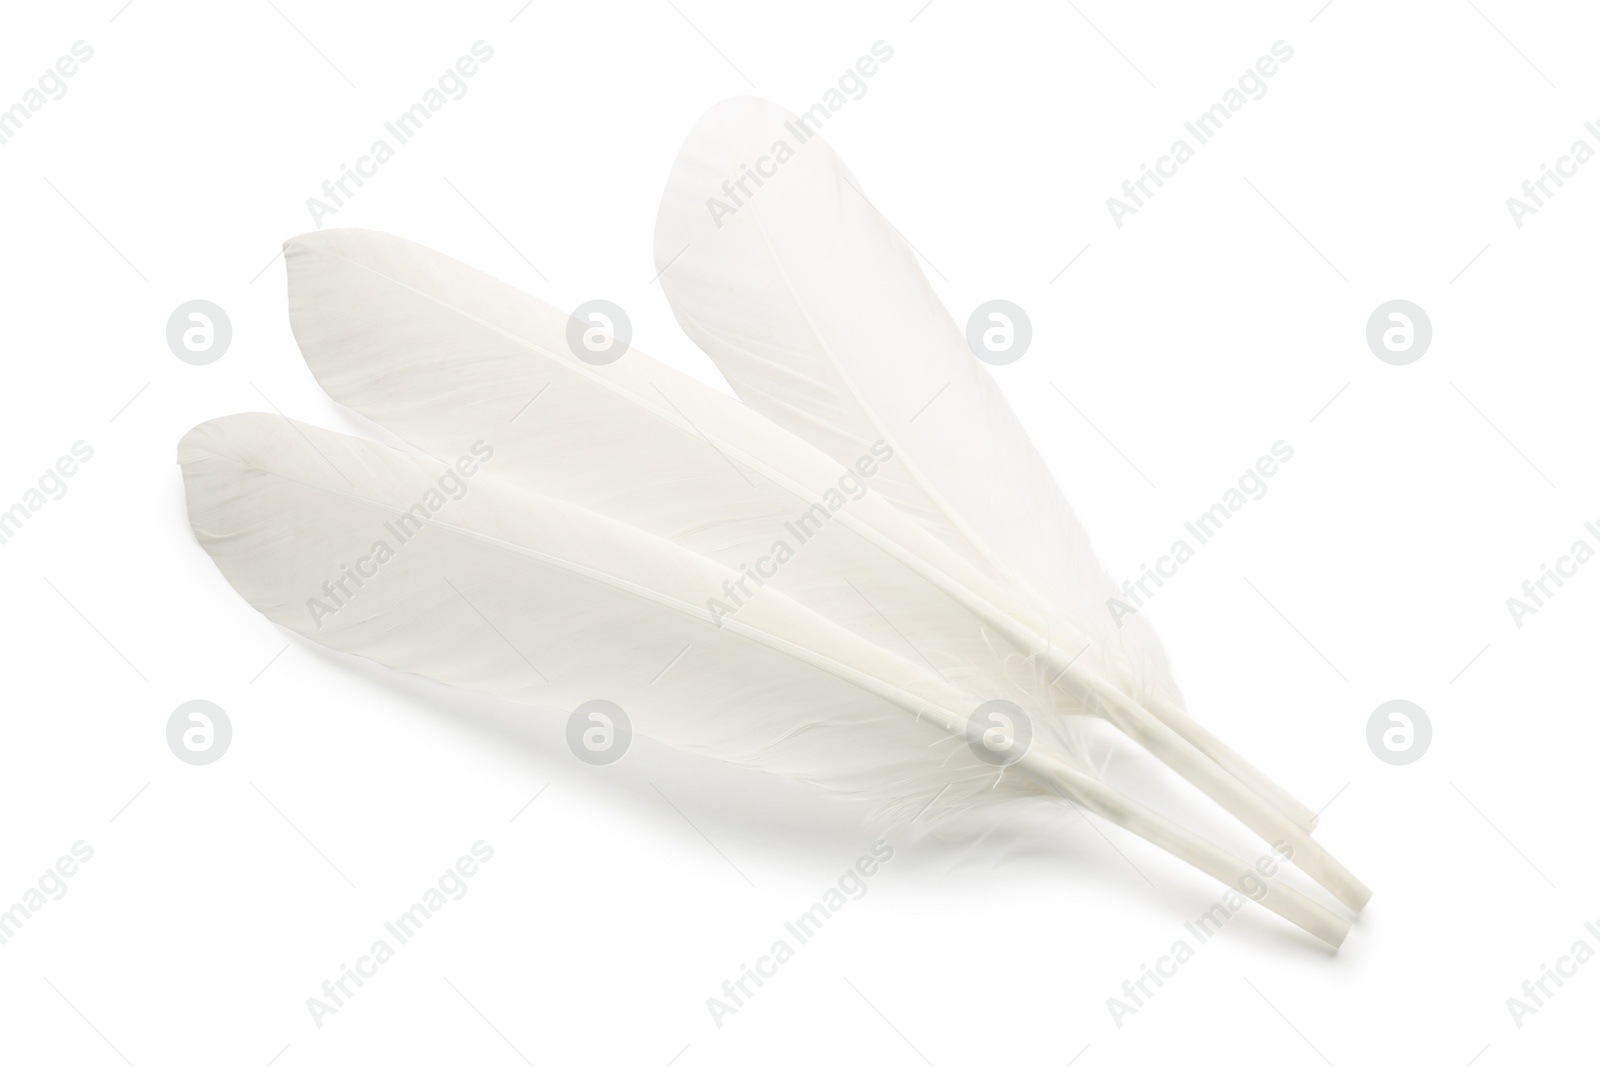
[181,412,1030,814]
[653,97,1328,841]
[282,226,1365,913]
[178,412,1350,945]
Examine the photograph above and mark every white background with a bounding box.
[2,1,1597,1064]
